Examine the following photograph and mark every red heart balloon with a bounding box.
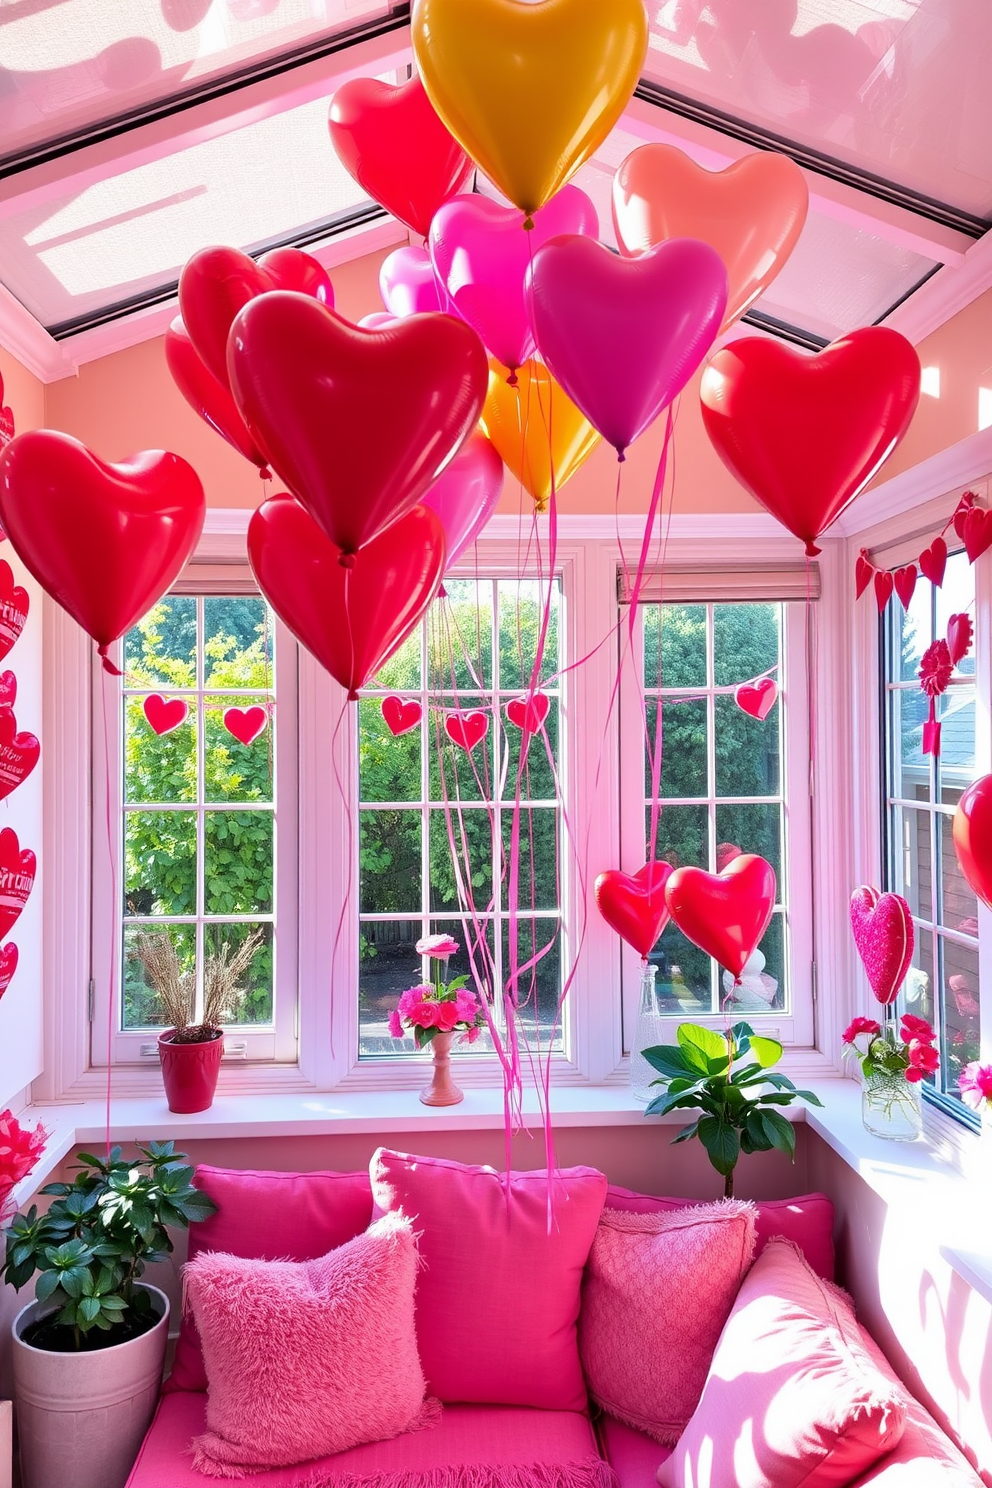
[664,854,777,979]
[0,708,38,802]
[143,694,188,737]
[947,613,973,667]
[595,861,673,957]
[381,696,423,737]
[919,537,947,587]
[963,506,992,564]
[506,692,550,734]
[0,942,18,1000]
[0,406,13,450]
[445,711,488,752]
[849,885,914,1005]
[0,827,35,939]
[894,563,918,610]
[165,318,268,470]
[700,328,920,555]
[953,774,992,912]
[248,494,445,698]
[873,570,894,613]
[223,705,267,746]
[734,678,777,721]
[0,432,205,666]
[229,293,488,557]
[855,551,874,600]
[328,74,472,239]
[0,561,28,661]
[0,672,16,708]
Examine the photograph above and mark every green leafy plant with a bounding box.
[642,1022,823,1197]
[1,1142,216,1352]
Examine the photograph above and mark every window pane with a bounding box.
[122,923,195,1030]
[359,698,421,803]
[715,804,782,887]
[432,580,493,691]
[203,922,272,1025]
[888,686,929,801]
[203,596,272,685]
[502,699,558,802]
[500,809,558,912]
[204,810,273,915]
[124,696,196,804]
[723,911,785,1015]
[713,603,779,688]
[645,604,705,688]
[942,934,981,1100]
[204,697,273,803]
[498,581,558,692]
[896,578,931,680]
[124,597,196,685]
[939,808,978,933]
[124,810,196,916]
[650,804,708,871]
[360,811,422,915]
[937,688,976,790]
[502,919,563,1051]
[371,628,421,691]
[714,694,780,798]
[649,698,707,799]
[935,550,974,677]
[358,917,496,1058]
[429,809,493,914]
[890,803,931,922]
[652,921,712,1012]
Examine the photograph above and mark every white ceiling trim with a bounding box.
[0,281,74,383]
[880,228,992,343]
[837,425,992,536]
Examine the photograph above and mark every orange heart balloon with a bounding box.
[613,145,809,328]
[412,0,648,217]
[481,359,601,513]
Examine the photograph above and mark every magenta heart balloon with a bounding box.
[430,186,598,374]
[421,430,504,570]
[380,247,443,319]
[527,235,728,456]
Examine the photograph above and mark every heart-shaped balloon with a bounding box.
[328,73,473,239]
[0,709,37,802]
[413,0,647,216]
[482,358,600,513]
[430,187,598,373]
[855,551,874,600]
[963,506,992,564]
[223,705,267,746]
[613,145,808,328]
[0,942,18,1000]
[665,854,777,979]
[143,694,188,737]
[359,313,397,331]
[0,561,28,661]
[894,564,917,610]
[165,317,268,469]
[700,328,921,555]
[947,613,973,667]
[953,774,992,911]
[849,885,914,1005]
[444,711,488,751]
[0,432,205,665]
[381,696,423,737]
[248,495,445,698]
[0,672,15,708]
[421,431,504,571]
[506,692,550,734]
[229,293,488,557]
[595,861,673,957]
[0,826,35,939]
[735,678,777,721]
[256,247,334,304]
[379,247,443,320]
[919,537,947,587]
[527,235,727,456]
[874,570,894,613]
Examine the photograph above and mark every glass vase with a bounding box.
[861,1068,922,1141]
[630,962,664,1104]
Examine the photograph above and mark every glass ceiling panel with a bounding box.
[645,0,992,220]
[0,0,393,160]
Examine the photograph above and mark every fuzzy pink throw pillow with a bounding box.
[579,1199,757,1443]
[184,1214,436,1477]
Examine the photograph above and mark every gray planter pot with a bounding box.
[12,1282,168,1488]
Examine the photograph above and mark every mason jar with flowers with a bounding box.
[842,1013,939,1140]
[389,934,485,1106]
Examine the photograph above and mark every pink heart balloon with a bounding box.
[526,235,728,456]
[380,247,443,319]
[849,886,914,1006]
[421,430,504,570]
[429,186,598,374]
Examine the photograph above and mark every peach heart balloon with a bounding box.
[613,145,809,328]
[482,358,600,513]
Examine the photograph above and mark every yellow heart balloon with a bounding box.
[482,359,601,512]
[412,0,648,218]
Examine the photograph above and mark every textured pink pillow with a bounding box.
[579,1200,757,1443]
[658,1239,906,1488]
[370,1148,608,1412]
[184,1213,435,1477]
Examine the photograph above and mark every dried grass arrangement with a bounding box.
[132,929,264,1044]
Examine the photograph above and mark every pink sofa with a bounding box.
[125,1164,984,1488]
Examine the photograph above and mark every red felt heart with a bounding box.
[953,493,976,540]
[0,432,204,659]
[700,327,920,555]
[873,570,894,612]
[664,854,777,978]
[953,774,992,912]
[506,692,550,734]
[381,696,422,737]
[734,678,777,721]
[0,709,38,802]
[0,942,18,1000]
[230,293,487,557]
[0,672,16,708]
[0,827,35,939]
[963,506,992,564]
[893,564,917,610]
[444,711,488,752]
[249,495,444,699]
[223,706,267,746]
[947,613,973,668]
[143,694,188,737]
[595,861,673,957]
[0,561,28,661]
[918,537,947,587]
[855,551,874,600]
[849,885,914,1006]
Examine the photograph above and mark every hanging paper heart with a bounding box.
[444,711,488,752]
[947,613,973,667]
[664,854,777,979]
[165,317,268,470]
[421,431,504,571]
[143,694,189,737]
[0,672,16,709]
[526,235,728,457]
[223,706,267,746]
[953,774,992,912]
[379,247,443,320]
[0,561,28,661]
[0,709,38,802]
[849,886,914,1005]
[381,696,422,737]
[734,678,778,721]
[482,358,600,513]
[919,537,947,587]
[412,0,647,216]
[595,861,673,958]
[506,692,550,734]
[0,827,35,939]
[229,293,488,557]
[873,570,894,613]
[700,328,921,555]
[0,942,18,1000]
[855,551,874,600]
[613,145,808,329]
[893,564,918,609]
[328,74,472,240]
[962,506,992,564]
[248,495,445,698]
[954,493,976,540]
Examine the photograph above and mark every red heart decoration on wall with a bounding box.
[893,564,917,609]
[963,506,992,564]
[143,694,188,737]
[0,709,38,802]
[0,942,18,1000]
[595,861,673,957]
[849,886,914,1006]
[734,678,777,721]
[223,706,267,746]
[855,552,874,599]
[919,537,947,587]
[381,696,422,736]
[0,562,28,661]
[444,712,488,752]
[953,774,992,911]
[664,854,777,979]
[954,493,976,540]
[873,570,894,612]
[506,692,550,734]
[947,613,973,667]
[0,827,35,939]
[0,672,16,708]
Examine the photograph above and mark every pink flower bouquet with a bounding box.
[0,1109,49,1223]
[389,935,486,1049]
[842,1013,939,1084]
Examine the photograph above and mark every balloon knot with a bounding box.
[347,689,359,702]
[523,216,535,232]
[617,449,626,464]
[338,552,357,570]
[534,500,548,516]
[259,466,272,481]
[98,645,123,677]
[804,541,821,558]
[507,370,518,387]
[438,582,448,600]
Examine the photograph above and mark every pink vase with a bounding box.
[419,1031,464,1107]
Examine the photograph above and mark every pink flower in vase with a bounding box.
[433,1001,461,1033]
[397,983,431,1020]
[454,987,480,1023]
[960,1062,992,1111]
[387,1009,404,1040]
[416,934,459,959]
[906,1041,940,1082]
[842,1017,881,1044]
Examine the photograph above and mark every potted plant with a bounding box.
[3,1140,216,1488]
[133,928,263,1112]
[641,1021,822,1197]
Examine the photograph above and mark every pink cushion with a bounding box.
[168,1165,372,1393]
[597,1415,672,1488]
[658,1239,906,1488]
[185,1214,429,1476]
[371,1148,608,1412]
[126,1393,613,1488]
[606,1185,835,1280]
[580,1201,757,1443]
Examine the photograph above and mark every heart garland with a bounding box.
[143,694,189,737]
[856,490,986,605]
[223,706,268,746]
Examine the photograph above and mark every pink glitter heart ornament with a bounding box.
[849,885,914,1006]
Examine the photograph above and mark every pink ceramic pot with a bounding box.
[157,1029,223,1113]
